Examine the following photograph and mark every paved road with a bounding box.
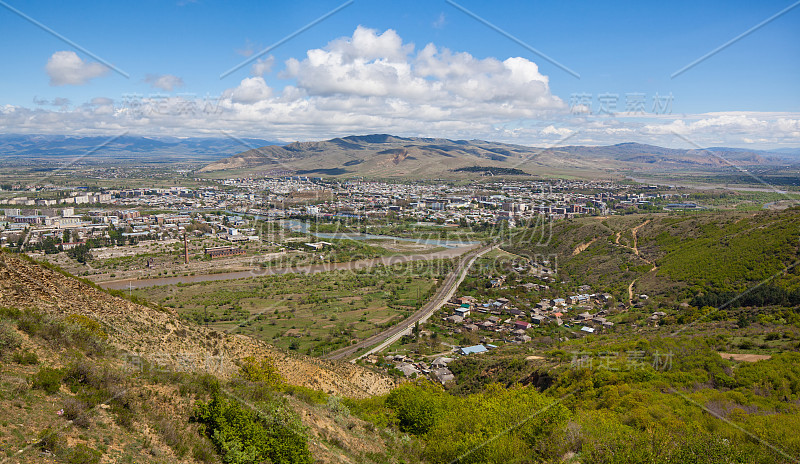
[323,244,496,362]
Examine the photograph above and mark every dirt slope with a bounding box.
[0,252,395,398]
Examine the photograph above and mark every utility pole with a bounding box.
[183,232,189,265]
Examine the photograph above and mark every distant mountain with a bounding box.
[0,134,283,164]
[198,135,795,178]
[766,147,800,159]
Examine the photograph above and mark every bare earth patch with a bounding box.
[718,352,772,362]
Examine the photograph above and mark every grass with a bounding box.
[133,259,454,355]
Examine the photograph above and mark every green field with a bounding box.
[134,259,454,355]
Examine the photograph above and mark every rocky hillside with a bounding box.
[0,252,394,399]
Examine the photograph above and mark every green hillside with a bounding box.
[506,208,800,306]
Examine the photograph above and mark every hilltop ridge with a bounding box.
[198,134,794,178]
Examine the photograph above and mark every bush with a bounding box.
[38,427,66,454]
[0,306,22,320]
[0,323,22,352]
[12,349,39,365]
[283,385,328,405]
[193,390,312,464]
[327,396,350,418]
[16,310,44,336]
[63,397,91,428]
[65,443,102,464]
[65,314,108,340]
[238,356,283,388]
[32,367,63,394]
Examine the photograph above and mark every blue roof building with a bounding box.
[460,344,488,355]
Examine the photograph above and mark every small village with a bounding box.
[365,282,658,385]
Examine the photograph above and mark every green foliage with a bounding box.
[386,383,446,435]
[282,384,328,405]
[65,443,102,464]
[238,356,284,388]
[12,349,39,365]
[16,309,107,356]
[193,390,312,464]
[0,322,22,352]
[507,210,800,308]
[32,366,63,394]
[381,382,570,463]
[65,314,108,340]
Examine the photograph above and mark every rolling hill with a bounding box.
[198,135,796,179]
[504,207,800,306]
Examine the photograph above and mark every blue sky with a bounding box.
[1,0,798,148]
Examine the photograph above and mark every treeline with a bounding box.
[691,284,800,308]
[451,166,530,175]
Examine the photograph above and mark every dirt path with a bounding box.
[630,219,650,256]
[718,352,772,362]
[622,219,654,304]
[572,238,597,256]
[627,279,637,303]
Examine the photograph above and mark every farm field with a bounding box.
[134,258,454,355]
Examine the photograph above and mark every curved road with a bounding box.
[323,244,496,362]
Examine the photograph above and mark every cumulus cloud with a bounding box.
[45,51,109,86]
[7,29,798,149]
[228,77,272,103]
[144,74,184,91]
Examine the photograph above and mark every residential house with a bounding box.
[431,368,455,384]
[460,345,488,355]
[514,320,532,330]
[431,357,454,369]
[454,304,471,317]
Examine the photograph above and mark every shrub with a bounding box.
[238,356,283,388]
[0,306,22,320]
[65,314,108,340]
[32,367,63,394]
[63,396,91,428]
[12,349,39,365]
[0,323,21,353]
[327,396,350,418]
[38,427,67,454]
[193,390,312,464]
[283,385,328,405]
[65,443,102,464]
[16,310,44,336]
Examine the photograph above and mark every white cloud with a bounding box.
[228,77,272,103]
[432,12,446,29]
[250,56,274,76]
[144,74,184,91]
[6,29,797,150]
[541,125,574,137]
[45,51,109,86]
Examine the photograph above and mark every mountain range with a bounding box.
[0,134,282,165]
[1,133,797,178]
[197,134,799,179]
